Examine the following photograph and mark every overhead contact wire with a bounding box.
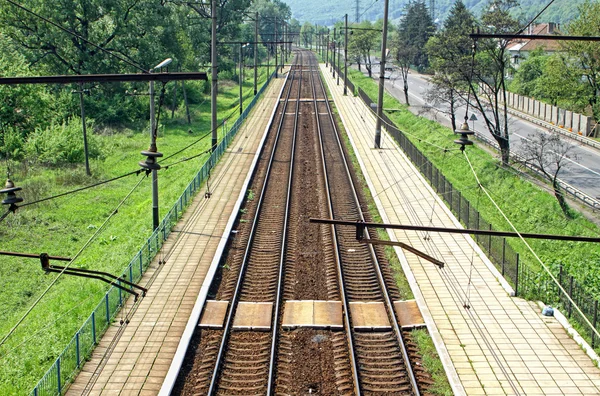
[0,174,146,348]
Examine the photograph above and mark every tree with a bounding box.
[348,21,379,77]
[426,0,475,131]
[468,0,521,165]
[301,22,315,48]
[561,0,600,121]
[517,131,577,217]
[394,1,435,106]
[509,47,547,97]
[0,0,180,75]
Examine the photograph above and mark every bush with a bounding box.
[24,117,103,165]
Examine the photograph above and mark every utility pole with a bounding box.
[332,28,336,76]
[211,0,218,152]
[337,37,341,86]
[239,43,243,115]
[326,29,330,67]
[374,0,389,149]
[142,58,171,230]
[356,0,360,22]
[344,14,349,95]
[74,83,91,176]
[275,19,278,78]
[254,12,258,95]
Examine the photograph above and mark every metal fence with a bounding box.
[352,82,600,351]
[29,72,275,396]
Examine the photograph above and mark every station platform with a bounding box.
[321,63,600,396]
[66,75,286,395]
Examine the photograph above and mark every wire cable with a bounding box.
[19,170,142,208]
[3,0,147,73]
[515,0,557,36]
[0,174,146,349]
[463,149,600,341]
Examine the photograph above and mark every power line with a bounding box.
[0,174,146,349]
[463,150,600,341]
[515,0,557,36]
[18,170,142,209]
[3,0,147,73]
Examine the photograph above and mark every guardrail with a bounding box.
[29,72,275,396]
[505,106,600,151]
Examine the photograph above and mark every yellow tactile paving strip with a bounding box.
[66,76,285,396]
[322,64,600,396]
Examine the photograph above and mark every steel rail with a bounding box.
[206,58,296,395]
[309,50,362,396]
[316,52,421,395]
[267,51,302,395]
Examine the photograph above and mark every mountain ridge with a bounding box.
[283,0,585,27]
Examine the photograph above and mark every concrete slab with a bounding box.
[349,301,391,331]
[232,302,273,331]
[198,300,229,329]
[282,300,343,329]
[394,300,425,329]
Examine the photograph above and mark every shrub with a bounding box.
[24,117,103,166]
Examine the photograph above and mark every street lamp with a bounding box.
[140,57,172,231]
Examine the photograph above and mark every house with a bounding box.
[507,23,562,67]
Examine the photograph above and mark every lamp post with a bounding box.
[374,0,389,149]
[326,29,330,67]
[141,57,171,231]
[344,14,349,95]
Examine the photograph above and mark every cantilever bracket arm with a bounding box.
[39,253,147,300]
[312,218,444,268]
[0,250,148,300]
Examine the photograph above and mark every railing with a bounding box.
[29,72,275,396]
[351,81,600,352]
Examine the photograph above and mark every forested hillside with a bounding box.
[284,0,584,26]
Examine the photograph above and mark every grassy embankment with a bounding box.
[0,66,273,394]
[347,68,600,291]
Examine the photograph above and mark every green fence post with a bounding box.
[593,300,598,348]
[76,332,80,368]
[488,224,492,254]
[502,239,506,276]
[515,253,520,296]
[568,276,574,318]
[92,312,96,344]
[57,357,61,394]
[105,294,110,324]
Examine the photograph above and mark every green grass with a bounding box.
[410,328,453,395]
[0,67,273,394]
[346,68,600,298]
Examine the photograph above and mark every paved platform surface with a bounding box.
[66,76,285,396]
[322,64,600,396]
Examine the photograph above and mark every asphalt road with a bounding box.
[360,62,600,201]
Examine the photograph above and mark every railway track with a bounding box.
[174,49,433,395]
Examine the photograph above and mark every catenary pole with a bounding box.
[374,0,389,148]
